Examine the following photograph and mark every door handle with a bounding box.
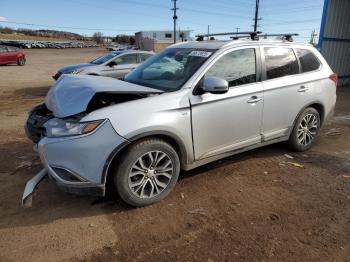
[298,86,309,92]
[247,96,262,104]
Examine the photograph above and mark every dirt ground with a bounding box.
[0,48,349,262]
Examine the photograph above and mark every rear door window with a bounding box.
[296,48,321,73]
[264,47,299,80]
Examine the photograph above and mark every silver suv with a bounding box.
[23,39,337,207]
[53,50,154,80]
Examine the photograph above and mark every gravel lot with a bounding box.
[0,48,349,262]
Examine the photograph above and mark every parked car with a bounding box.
[23,39,336,207]
[0,45,26,66]
[53,50,154,80]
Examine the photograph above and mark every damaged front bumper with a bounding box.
[22,168,47,207]
[22,120,129,207]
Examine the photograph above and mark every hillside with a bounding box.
[0,33,84,42]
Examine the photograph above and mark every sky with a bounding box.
[0,0,325,43]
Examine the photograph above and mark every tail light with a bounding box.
[329,73,338,86]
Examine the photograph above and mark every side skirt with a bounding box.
[182,136,289,171]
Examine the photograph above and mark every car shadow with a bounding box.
[1,131,348,230]
[0,64,19,66]
[0,140,289,230]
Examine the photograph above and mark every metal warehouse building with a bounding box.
[319,0,350,86]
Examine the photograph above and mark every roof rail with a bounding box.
[196,31,262,41]
[196,32,299,42]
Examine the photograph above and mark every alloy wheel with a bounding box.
[128,151,174,198]
[297,113,318,146]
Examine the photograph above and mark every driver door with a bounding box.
[190,47,264,160]
[102,53,138,78]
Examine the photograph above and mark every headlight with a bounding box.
[70,68,84,74]
[44,118,104,137]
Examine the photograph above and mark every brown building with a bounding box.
[135,30,191,52]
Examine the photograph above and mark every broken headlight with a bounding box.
[44,118,104,137]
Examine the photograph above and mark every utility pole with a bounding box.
[235,27,240,37]
[207,25,210,40]
[310,29,317,45]
[171,0,178,44]
[253,0,260,32]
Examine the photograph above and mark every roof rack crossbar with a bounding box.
[196,31,261,41]
[260,33,299,42]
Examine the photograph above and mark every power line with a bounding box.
[263,18,320,26]
[188,0,255,13]
[181,7,251,20]
[0,20,139,32]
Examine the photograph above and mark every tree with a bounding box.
[92,32,104,44]
[114,34,130,44]
[129,36,135,45]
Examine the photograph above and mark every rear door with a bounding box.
[260,46,308,141]
[190,47,264,160]
[102,53,138,78]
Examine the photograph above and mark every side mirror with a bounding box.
[201,77,229,94]
[108,61,118,67]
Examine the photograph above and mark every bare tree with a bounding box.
[92,32,104,44]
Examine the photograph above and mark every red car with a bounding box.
[0,45,26,66]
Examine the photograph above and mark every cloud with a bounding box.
[0,16,7,21]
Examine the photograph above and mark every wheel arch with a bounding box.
[291,101,325,134]
[101,131,189,187]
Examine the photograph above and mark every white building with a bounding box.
[136,30,191,42]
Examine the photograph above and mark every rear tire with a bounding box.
[288,107,320,152]
[113,138,180,207]
[17,57,26,66]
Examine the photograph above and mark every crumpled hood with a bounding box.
[45,74,163,118]
[58,63,94,73]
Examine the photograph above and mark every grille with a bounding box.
[25,104,53,143]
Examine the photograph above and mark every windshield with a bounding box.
[124,48,215,91]
[90,53,118,65]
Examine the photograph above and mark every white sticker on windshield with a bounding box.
[188,51,212,57]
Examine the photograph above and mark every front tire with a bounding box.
[114,138,180,207]
[17,57,26,66]
[288,107,320,152]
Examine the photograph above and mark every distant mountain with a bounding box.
[34,29,86,40]
[0,26,88,40]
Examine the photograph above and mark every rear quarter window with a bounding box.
[296,48,321,73]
